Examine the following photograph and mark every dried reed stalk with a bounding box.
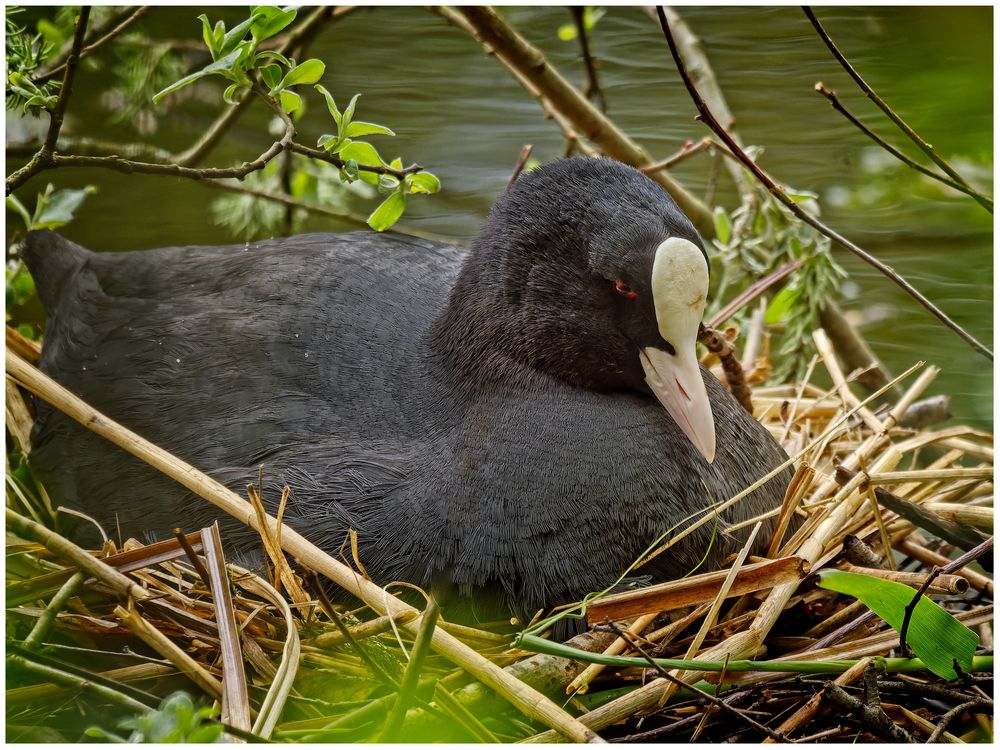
[4,349,602,744]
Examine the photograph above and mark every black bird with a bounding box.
[23,157,791,620]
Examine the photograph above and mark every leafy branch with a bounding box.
[656,6,993,363]
[5,6,440,232]
[6,6,91,194]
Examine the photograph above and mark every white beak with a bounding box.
[640,346,716,463]
[644,236,715,463]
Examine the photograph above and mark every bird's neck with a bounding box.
[430,253,629,394]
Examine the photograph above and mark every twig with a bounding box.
[9,86,294,192]
[813,82,984,204]
[764,657,872,743]
[639,137,713,173]
[6,7,91,195]
[822,682,915,742]
[173,527,211,590]
[803,7,992,214]
[570,7,606,112]
[506,143,533,190]
[288,142,422,179]
[379,597,441,741]
[603,621,791,742]
[656,7,992,362]
[649,7,749,195]
[22,571,84,650]
[898,566,942,658]
[926,698,994,743]
[34,7,152,85]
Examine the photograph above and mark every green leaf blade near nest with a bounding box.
[816,569,979,680]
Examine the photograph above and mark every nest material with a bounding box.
[5,333,995,743]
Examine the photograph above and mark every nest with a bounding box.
[5,329,994,743]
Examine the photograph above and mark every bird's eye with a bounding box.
[613,279,637,300]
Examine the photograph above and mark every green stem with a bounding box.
[516,633,994,676]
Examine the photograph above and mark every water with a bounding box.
[6,5,993,427]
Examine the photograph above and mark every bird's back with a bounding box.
[23,230,465,546]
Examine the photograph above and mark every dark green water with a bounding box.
[6,6,994,427]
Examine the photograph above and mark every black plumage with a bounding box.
[23,157,791,620]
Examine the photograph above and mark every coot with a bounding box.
[24,157,791,619]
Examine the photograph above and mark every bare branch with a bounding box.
[814,82,991,209]
[7,7,91,195]
[505,143,533,190]
[570,7,606,112]
[804,7,992,214]
[656,7,993,362]
[639,137,713,173]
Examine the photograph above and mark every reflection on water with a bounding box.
[6,6,993,427]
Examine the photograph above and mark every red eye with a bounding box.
[614,279,637,300]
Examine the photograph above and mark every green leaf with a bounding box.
[316,133,339,151]
[764,286,798,325]
[254,49,291,67]
[314,85,341,127]
[33,186,97,230]
[260,63,282,91]
[816,569,978,680]
[342,93,360,128]
[8,72,41,96]
[713,206,731,245]
[340,160,359,182]
[279,59,325,89]
[407,172,441,195]
[222,83,242,104]
[251,6,297,41]
[344,121,395,138]
[212,20,225,52]
[367,189,406,232]
[5,195,32,229]
[219,13,264,57]
[279,89,301,114]
[197,14,218,56]
[339,141,384,185]
[152,47,243,103]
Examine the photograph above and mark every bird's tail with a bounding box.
[20,230,91,313]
